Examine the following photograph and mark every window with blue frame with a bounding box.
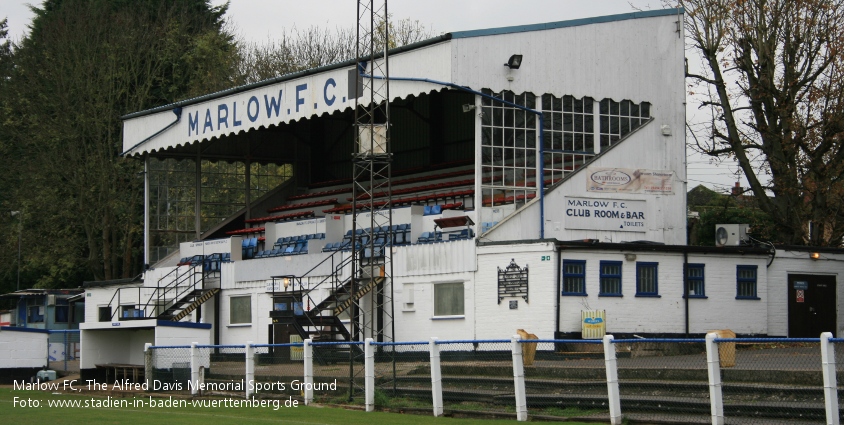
[561,260,587,295]
[636,262,659,297]
[736,265,759,299]
[599,261,622,296]
[686,264,706,298]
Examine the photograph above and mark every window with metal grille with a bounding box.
[599,261,623,296]
[686,264,706,298]
[599,99,651,149]
[561,260,587,295]
[736,265,759,299]
[541,95,595,187]
[636,262,659,297]
[480,89,538,219]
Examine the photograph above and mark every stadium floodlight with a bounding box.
[504,54,523,69]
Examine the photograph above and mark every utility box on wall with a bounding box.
[581,310,606,339]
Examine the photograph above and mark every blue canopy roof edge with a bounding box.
[121,8,682,121]
[451,8,683,39]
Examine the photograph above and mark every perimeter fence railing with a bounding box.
[145,333,844,424]
[47,329,80,373]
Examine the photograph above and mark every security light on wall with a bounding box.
[504,54,523,69]
[462,104,475,112]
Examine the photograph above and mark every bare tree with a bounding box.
[235,16,434,85]
[682,0,843,245]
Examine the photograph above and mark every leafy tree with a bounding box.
[687,185,778,245]
[682,0,843,246]
[0,0,236,287]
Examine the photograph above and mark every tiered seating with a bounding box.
[242,237,258,259]
[255,233,326,258]
[323,224,412,252]
[417,231,443,243]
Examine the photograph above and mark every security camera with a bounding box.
[462,104,475,113]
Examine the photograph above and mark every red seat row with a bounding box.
[308,159,473,189]
[350,179,474,201]
[245,210,315,224]
[267,198,337,213]
[225,227,266,235]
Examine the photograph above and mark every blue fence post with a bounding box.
[705,333,725,425]
[430,337,443,417]
[63,331,68,371]
[603,335,622,425]
[820,332,840,425]
[303,339,313,405]
[511,335,528,421]
[364,338,374,412]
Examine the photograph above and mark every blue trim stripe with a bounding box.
[155,320,212,330]
[452,9,683,39]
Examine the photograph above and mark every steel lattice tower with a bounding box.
[348,0,395,398]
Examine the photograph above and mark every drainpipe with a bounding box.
[555,246,561,337]
[360,69,547,239]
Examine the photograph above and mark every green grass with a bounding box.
[0,388,598,424]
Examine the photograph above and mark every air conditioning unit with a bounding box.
[715,224,749,247]
[46,295,56,306]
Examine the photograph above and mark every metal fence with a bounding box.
[144,334,844,424]
[47,329,80,373]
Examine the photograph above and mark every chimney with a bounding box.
[731,182,742,196]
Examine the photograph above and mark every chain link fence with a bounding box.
[149,346,193,395]
[615,338,710,424]
[197,345,245,396]
[143,336,843,424]
[523,339,609,421]
[437,340,514,415]
[718,338,827,424]
[253,343,304,398]
[47,330,80,374]
[311,341,364,404]
[372,341,431,412]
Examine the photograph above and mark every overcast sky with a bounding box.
[2,0,743,192]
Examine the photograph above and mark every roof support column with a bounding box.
[195,145,201,240]
[245,159,251,221]
[143,155,150,268]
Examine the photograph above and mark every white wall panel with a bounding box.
[0,329,48,368]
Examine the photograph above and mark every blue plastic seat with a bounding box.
[423,205,432,215]
[431,205,442,215]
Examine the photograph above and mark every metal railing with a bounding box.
[145,334,844,424]
[105,265,204,321]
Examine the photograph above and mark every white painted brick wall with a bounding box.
[474,243,557,340]
[558,251,770,335]
[0,329,48,368]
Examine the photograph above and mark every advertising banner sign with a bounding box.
[587,168,674,194]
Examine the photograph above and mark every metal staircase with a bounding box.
[106,264,218,322]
